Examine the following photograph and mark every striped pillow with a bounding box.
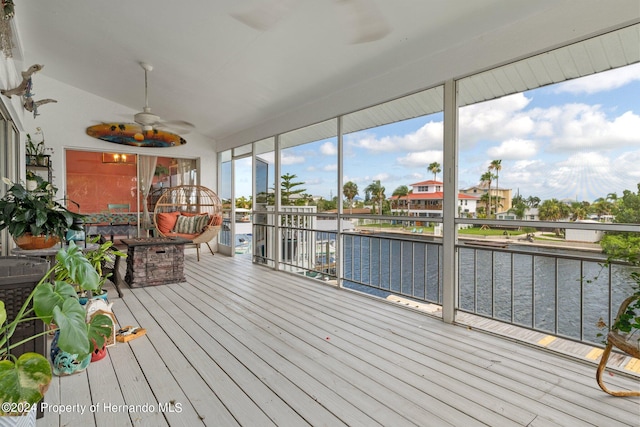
[172,214,209,234]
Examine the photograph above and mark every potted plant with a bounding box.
[25,170,38,191]
[0,176,85,249]
[0,243,112,420]
[57,236,126,302]
[25,129,48,167]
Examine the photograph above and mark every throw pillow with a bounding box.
[173,214,209,234]
[156,212,181,235]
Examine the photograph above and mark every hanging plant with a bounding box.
[1,1,15,20]
[0,0,14,58]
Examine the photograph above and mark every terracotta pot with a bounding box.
[91,340,107,362]
[13,233,60,250]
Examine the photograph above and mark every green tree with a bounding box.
[391,185,409,212]
[343,181,359,214]
[489,160,502,215]
[508,198,527,220]
[428,162,441,180]
[569,201,589,221]
[280,173,306,205]
[610,184,640,224]
[538,198,570,236]
[538,199,569,221]
[298,193,313,206]
[477,193,490,218]
[480,171,495,217]
[235,195,251,209]
[590,198,613,218]
[526,195,541,208]
[365,180,386,215]
[600,183,640,263]
[606,192,618,202]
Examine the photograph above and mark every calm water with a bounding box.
[342,235,636,344]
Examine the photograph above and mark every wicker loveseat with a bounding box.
[153,185,223,261]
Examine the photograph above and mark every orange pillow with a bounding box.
[211,215,223,226]
[156,212,181,234]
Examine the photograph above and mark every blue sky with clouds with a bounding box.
[235,63,640,204]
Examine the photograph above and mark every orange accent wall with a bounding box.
[65,151,174,214]
[66,151,137,213]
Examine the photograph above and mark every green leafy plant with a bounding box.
[25,132,46,158]
[613,271,640,334]
[63,236,126,296]
[0,176,84,241]
[597,184,640,342]
[0,242,111,415]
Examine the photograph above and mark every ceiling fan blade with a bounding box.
[337,0,391,44]
[231,0,297,31]
[155,120,195,135]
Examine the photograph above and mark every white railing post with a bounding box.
[442,79,459,324]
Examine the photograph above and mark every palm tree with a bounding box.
[570,201,589,221]
[489,159,502,215]
[526,195,541,208]
[365,180,386,215]
[478,193,490,218]
[342,181,358,214]
[392,185,409,213]
[539,198,570,235]
[428,162,441,181]
[235,196,251,209]
[480,171,494,217]
[590,198,613,218]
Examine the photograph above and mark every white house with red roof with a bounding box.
[389,180,479,218]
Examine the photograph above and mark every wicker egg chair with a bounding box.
[153,185,223,261]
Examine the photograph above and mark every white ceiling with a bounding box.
[12,1,640,149]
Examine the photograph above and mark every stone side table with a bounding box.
[122,237,191,287]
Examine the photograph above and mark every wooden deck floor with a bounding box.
[38,251,639,426]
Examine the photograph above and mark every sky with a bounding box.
[234,62,640,204]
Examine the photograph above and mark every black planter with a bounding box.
[0,256,48,418]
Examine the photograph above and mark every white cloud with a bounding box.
[459,96,640,154]
[544,105,640,151]
[501,153,639,202]
[396,150,442,168]
[319,141,337,155]
[323,164,337,171]
[613,150,640,179]
[555,63,640,95]
[349,121,442,152]
[459,93,533,146]
[487,138,537,159]
[281,152,305,165]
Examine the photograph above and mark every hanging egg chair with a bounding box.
[153,185,223,261]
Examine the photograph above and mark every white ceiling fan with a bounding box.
[132,62,194,134]
[231,0,391,44]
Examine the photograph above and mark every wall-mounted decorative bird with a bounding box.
[1,63,43,98]
[1,63,57,117]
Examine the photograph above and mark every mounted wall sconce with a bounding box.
[102,152,136,164]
